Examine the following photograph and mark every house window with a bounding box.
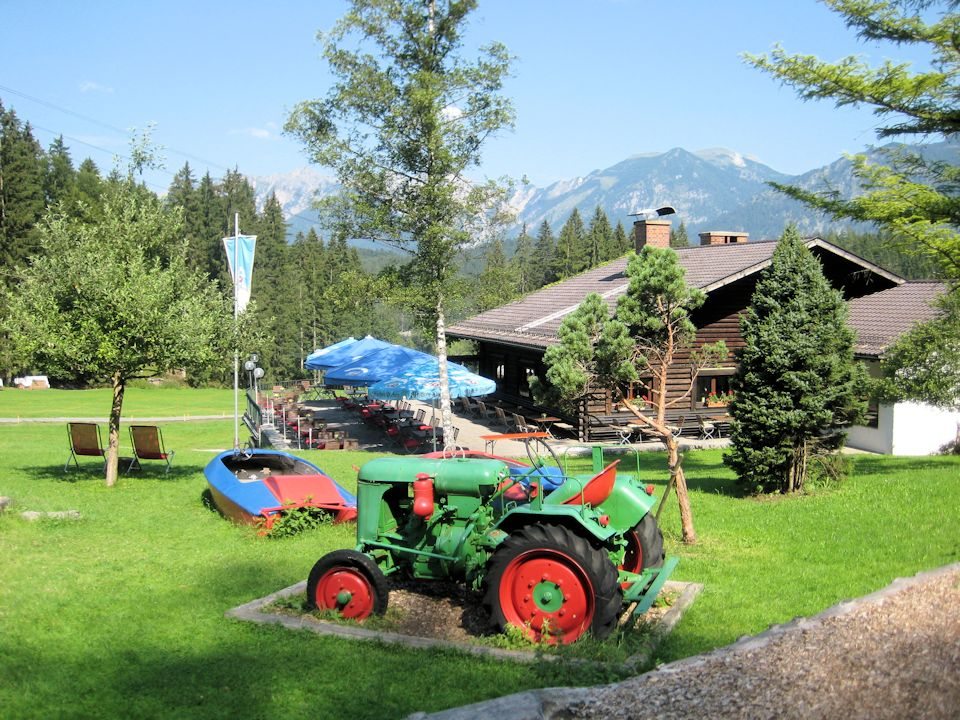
[624,379,652,404]
[495,363,505,380]
[696,369,735,407]
[519,367,536,398]
[864,396,879,428]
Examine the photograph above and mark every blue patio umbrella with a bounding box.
[323,345,432,386]
[305,335,392,371]
[367,358,496,401]
[304,337,356,368]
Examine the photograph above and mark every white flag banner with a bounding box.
[223,234,257,313]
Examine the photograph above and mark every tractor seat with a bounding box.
[543,460,619,507]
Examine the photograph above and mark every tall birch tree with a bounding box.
[286,0,514,439]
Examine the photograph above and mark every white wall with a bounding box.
[849,402,960,455]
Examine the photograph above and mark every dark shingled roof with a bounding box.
[450,238,903,350]
[847,281,946,357]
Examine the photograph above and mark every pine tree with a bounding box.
[252,193,297,377]
[44,136,77,209]
[0,105,46,270]
[553,208,587,279]
[532,292,635,413]
[74,158,105,220]
[476,237,517,311]
[194,172,227,283]
[725,227,867,494]
[532,220,556,287]
[614,246,726,542]
[670,220,690,248]
[586,206,614,264]
[611,221,631,256]
[511,223,535,293]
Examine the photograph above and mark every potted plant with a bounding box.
[705,391,730,407]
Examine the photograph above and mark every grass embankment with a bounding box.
[0,388,957,719]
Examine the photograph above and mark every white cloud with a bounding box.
[79,81,114,94]
[230,127,273,140]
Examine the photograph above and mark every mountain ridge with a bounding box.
[252,141,959,244]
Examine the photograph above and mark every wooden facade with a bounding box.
[449,229,905,441]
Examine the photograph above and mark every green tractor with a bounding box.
[306,446,675,644]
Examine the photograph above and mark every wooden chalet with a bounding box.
[449,219,905,441]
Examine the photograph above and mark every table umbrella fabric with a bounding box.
[304,337,356,368]
[305,335,392,371]
[322,345,433,386]
[367,357,496,401]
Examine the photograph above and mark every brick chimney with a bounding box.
[698,230,749,246]
[633,219,672,251]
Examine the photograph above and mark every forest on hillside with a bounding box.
[1,101,937,383]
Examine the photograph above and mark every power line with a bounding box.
[2,84,329,230]
[0,83,233,173]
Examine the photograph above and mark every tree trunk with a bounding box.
[622,399,697,544]
[105,373,125,487]
[666,434,697,544]
[787,440,808,493]
[435,297,454,450]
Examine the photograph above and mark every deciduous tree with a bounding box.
[286,0,514,441]
[5,167,233,487]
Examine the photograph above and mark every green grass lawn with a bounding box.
[1,388,958,719]
[0,386,235,419]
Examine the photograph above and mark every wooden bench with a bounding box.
[479,431,550,453]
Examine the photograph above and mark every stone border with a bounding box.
[226,578,701,666]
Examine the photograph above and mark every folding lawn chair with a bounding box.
[127,425,175,474]
[64,422,106,472]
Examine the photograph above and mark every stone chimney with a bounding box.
[633,219,672,251]
[698,230,749,246]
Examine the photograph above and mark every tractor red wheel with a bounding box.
[621,513,665,577]
[306,549,388,620]
[483,524,621,645]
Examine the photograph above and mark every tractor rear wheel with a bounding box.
[621,513,665,576]
[306,549,388,620]
[483,524,621,644]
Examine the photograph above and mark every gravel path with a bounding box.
[412,563,960,720]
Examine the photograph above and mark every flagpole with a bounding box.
[233,212,240,450]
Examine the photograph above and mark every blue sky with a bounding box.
[2,0,932,195]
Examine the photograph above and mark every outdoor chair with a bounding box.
[510,413,533,434]
[127,425,175,474]
[698,416,717,440]
[667,416,686,438]
[473,401,495,423]
[64,422,106,472]
[493,405,515,430]
[456,397,474,415]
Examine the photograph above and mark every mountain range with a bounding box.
[251,141,960,245]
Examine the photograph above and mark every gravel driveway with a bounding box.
[412,563,960,720]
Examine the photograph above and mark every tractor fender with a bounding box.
[596,479,658,532]
[493,505,618,545]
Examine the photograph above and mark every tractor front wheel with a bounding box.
[483,524,621,644]
[306,549,388,620]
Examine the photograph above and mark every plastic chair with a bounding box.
[64,423,106,472]
[127,425,175,474]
